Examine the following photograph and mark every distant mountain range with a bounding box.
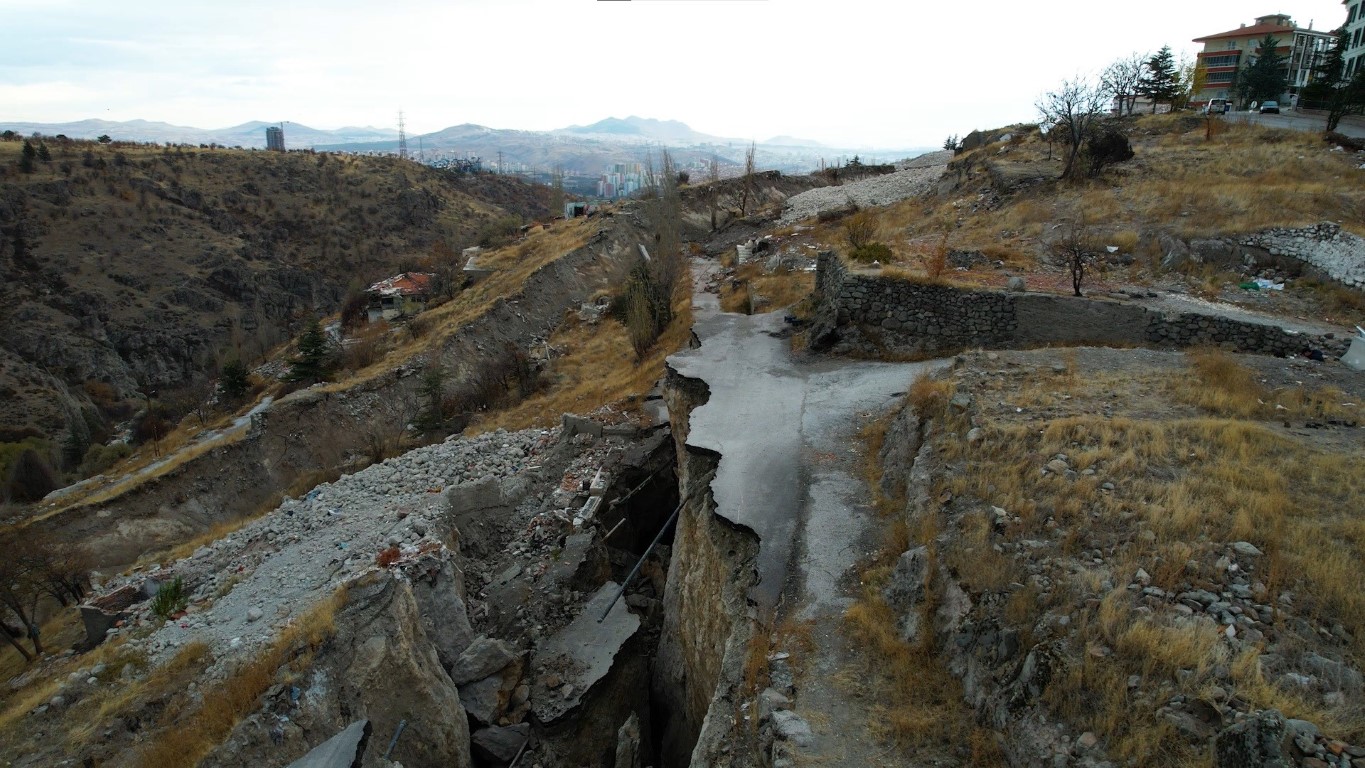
[1,116,934,174]
[0,118,398,148]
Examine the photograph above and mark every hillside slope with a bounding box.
[0,140,548,447]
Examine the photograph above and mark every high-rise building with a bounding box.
[265,125,285,152]
[1345,1,1365,79]
[1191,14,1335,106]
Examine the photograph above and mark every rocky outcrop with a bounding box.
[200,572,473,768]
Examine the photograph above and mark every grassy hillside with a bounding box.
[0,137,549,485]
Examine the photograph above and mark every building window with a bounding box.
[1226,41,1238,50]
[1204,55,1238,67]
[1207,71,1236,84]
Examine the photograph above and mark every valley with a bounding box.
[0,112,1363,768]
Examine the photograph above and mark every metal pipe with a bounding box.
[602,515,629,542]
[598,501,682,623]
[382,719,407,759]
[507,735,531,767]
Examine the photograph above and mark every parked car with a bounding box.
[1259,101,1281,114]
[1204,99,1231,115]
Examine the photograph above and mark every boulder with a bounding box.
[459,654,524,726]
[1214,709,1291,768]
[1006,276,1027,292]
[200,572,473,768]
[451,635,518,686]
[471,723,529,766]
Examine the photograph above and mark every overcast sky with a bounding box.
[0,0,1350,148]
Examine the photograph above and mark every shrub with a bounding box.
[132,408,172,445]
[218,359,250,401]
[851,243,893,263]
[1084,127,1134,177]
[78,442,131,476]
[376,546,401,567]
[844,209,879,250]
[919,234,949,280]
[150,577,188,619]
[7,448,57,503]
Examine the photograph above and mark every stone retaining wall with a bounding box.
[811,252,1348,359]
[1242,223,1365,290]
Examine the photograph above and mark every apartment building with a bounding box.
[1345,1,1365,78]
[1191,14,1336,106]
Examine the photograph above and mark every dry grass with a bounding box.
[842,584,977,751]
[469,280,693,433]
[133,585,347,768]
[719,262,814,315]
[870,349,1365,763]
[851,115,1364,292]
[1174,349,1355,421]
[324,217,596,391]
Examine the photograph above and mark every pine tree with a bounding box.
[1237,34,1289,105]
[1301,29,1365,131]
[1138,46,1180,113]
[36,142,51,162]
[18,140,35,173]
[218,359,250,400]
[285,320,333,383]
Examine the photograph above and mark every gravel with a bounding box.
[108,427,559,674]
[779,151,951,224]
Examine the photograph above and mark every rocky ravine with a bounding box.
[17,416,679,768]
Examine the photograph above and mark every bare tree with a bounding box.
[738,142,756,217]
[652,150,684,301]
[1102,53,1147,116]
[1054,227,1093,297]
[1036,76,1113,181]
[0,532,49,660]
[706,157,720,231]
[548,166,565,219]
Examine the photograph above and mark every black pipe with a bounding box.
[598,501,682,623]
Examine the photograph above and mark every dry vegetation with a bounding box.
[0,583,346,766]
[719,262,816,315]
[808,116,1364,317]
[132,586,345,768]
[470,283,694,432]
[849,347,1364,764]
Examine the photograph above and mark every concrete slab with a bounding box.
[530,581,640,724]
[284,719,370,768]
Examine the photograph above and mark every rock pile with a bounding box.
[1243,223,1365,291]
[779,158,948,223]
[97,427,556,671]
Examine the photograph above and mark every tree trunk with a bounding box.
[2,629,33,663]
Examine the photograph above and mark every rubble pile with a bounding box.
[779,156,949,223]
[93,427,556,670]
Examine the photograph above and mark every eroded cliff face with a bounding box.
[200,570,473,768]
[654,367,760,768]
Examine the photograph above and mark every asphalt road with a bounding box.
[669,305,940,611]
[1227,109,1365,139]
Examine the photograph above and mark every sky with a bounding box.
[0,0,1351,149]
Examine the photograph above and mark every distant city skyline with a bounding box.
[0,0,1351,149]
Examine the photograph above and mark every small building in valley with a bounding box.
[365,272,435,322]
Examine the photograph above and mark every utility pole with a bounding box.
[497,150,503,175]
[398,110,408,160]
